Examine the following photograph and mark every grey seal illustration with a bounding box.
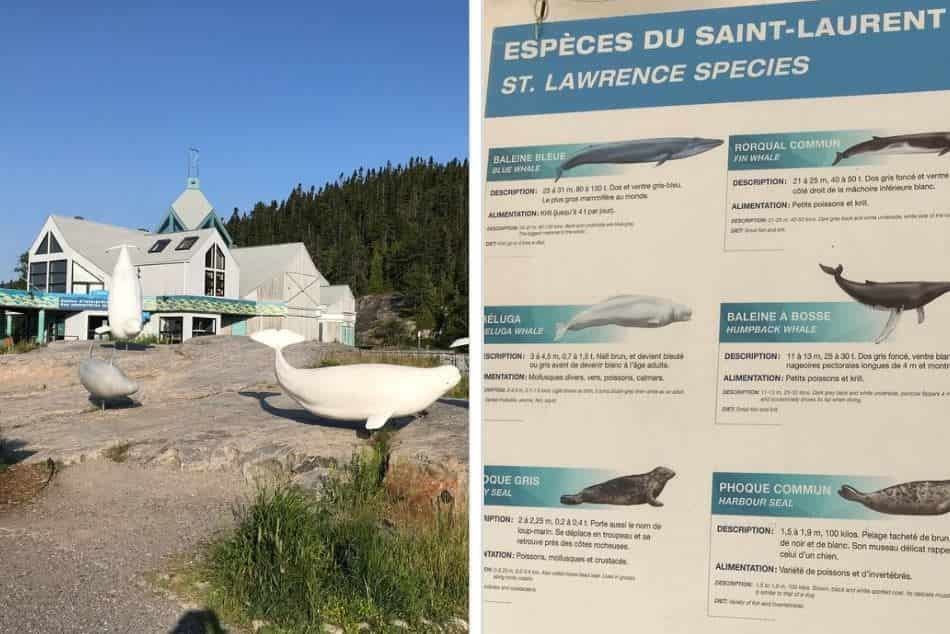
[554,294,691,341]
[560,466,675,506]
[832,132,950,166]
[820,264,950,343]
[839,480,950,516]
[79,345,139,410]
[555,137,723,181]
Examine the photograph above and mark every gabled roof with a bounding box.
[49,215,216,275]
[231,243,328,298]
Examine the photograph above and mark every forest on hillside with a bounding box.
[225,157,469,347]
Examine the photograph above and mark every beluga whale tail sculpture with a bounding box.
[251,329,461,430]
[554,137,722,181]
[79,344,139,410]
[820,264,950,343]
[96,244,144,346]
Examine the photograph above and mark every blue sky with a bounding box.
[0,2,468,279]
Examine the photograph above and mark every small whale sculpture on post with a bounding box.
[96,244,145,348]
[79,345,139,410]
[555,137,723,181]
[251,329,461,430]
[820,264,950,343]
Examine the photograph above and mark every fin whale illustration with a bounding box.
[832,132,950,166]
[251,329,461,430]
[553,294,692,341]
[554,137,723,181]
[79,345,139,410]
[820,264,950,343]
[97,244,145,342]
[560,467,675,506]
[839,480,950,515]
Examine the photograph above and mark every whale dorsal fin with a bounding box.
[603,294,637,302]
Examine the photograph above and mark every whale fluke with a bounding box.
[832,152,844,166]
[819,263,843,276]
[838,485,865,503]
[553,322,568,342]
[553,167,563,182]
[251,329,306,350]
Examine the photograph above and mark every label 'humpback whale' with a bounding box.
[555,137,723,181]
[251,329,461,430]
[832,132,950,166]
[554,294,691,341]
[820,264,950,343]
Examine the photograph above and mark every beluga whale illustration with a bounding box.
[832,132,950,166]
[96,244,145,346]
[79,345,139,410]
[555,137,723,181]
[251,329,461,430]
[820,264,950,343]
[554,294,692,341]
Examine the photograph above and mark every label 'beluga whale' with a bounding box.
[554,295,692,341]
[251,329,461,430]
[555,137,723,181]
[96,244,144,342]
[820,263,950,343]
[832,132,950,166]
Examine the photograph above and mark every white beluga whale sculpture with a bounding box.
[251,329,461,430]
[79,345,139,410]
[554,294,692,341]
[95,244,144,344]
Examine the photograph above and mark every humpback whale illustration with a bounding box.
[96,244,144,343]
[555,137,723,181]
[79,345,139,410]
[832,132,950,166]
[820,264,950,343]
[251,329,461,430]
[839,480,950,516]
[554,294,691,341]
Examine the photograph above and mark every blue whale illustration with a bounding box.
[555,137,723,181]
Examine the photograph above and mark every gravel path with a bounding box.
[0,461,249,633]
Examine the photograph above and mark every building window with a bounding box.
[29,262,47,291]
[159,317,183,344]
[192,317,217,337]
[71,261,103,294]
[48,259,67,293]
[34,232,62,255]
[204,244,226,297]
[148,239,171,253]
[175,236,199,251]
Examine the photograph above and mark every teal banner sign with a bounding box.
[729,130,877,170]
[485,465,618,509]
[719,302,888,343]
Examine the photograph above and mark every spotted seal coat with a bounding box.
[560,466,675,506]
[838,480,950,515]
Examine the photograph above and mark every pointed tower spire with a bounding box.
[187,147,200,189]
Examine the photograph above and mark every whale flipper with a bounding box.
[918,307,926,324]
[940,147,950,157]
[875,309,902,344]
[366,411,393,431]
[655,153,673,167]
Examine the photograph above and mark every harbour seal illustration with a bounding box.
[832,132,950,166]
[838,480,950,516]
[820,263,950,343]
[555,137,722,181]
[554,294,691,341]
[560,467,675,506]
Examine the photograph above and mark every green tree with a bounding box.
[1,251,28,290]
